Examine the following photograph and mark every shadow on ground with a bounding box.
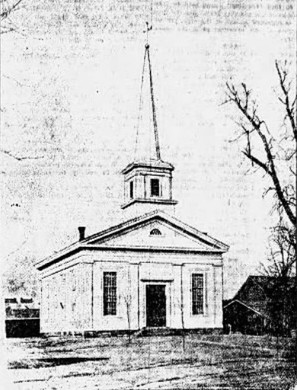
[9,357,109,369]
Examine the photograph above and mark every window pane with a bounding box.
[192,273,204,315]
[150,228,162,235]
[130,181,133,199]
[151,179,159,196]
[103,272,117,316]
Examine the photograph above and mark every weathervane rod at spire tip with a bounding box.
[144,21,152,47]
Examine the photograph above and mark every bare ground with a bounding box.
[4,334,297,389]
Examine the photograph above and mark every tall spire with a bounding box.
[134,23,161,162]
[122,27,177,217]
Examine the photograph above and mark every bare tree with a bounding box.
[226,61,296,364]
[261,218,296,336]
[1,0,25,34]
[266,224,295,278]
[225,61,296,228]
[124,293,132,345]
[124,269,132,344]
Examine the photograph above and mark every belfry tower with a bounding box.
[121,40,178,218]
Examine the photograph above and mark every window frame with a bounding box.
[129,180,134,199]
[150,228,162,236]
[191,273,205,316]
[150,178,160,197]
[103,271,117,316]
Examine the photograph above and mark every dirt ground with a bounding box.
[3,334,297,389]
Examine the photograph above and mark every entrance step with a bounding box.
[136,327,176,337]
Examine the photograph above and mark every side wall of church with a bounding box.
[40,261,92,333]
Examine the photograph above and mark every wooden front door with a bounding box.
[146,284,166,327]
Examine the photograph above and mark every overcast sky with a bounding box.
[1,0,296,298]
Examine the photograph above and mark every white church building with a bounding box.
[35,43,229,335]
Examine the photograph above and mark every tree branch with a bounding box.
[1,149,44,161]
[226,79,296,226]
[275,61,297,143]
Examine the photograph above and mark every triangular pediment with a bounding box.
[86,211,228,252]
[35,211,228,271]
[88,220,208,250]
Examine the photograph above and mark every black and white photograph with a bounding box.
[1,0,296,388]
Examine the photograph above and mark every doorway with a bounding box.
[146,284,166,327]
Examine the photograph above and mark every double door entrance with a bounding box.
[146,284,166,327]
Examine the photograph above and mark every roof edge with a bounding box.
[224,299,269,318]
[36,245,225,271]
[121,160,174,175]
[121,198,178,209]
[35,210,229,271]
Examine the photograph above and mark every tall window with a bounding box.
[103,272,117,315]
[192,273,204,315]
[150,178,160,196]
[129,181,134,199]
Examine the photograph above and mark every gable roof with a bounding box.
[85,210,228,249]
[233,275,295,301]
[229,275,296,318]
[223,299,268,318]
[35,210,229,271]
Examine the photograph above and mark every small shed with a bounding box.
[5,298,40,337]
[223,299,268,335]
[223,275,295,335]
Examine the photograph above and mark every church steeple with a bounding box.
[134,33,161,162]
[121,32,177,217]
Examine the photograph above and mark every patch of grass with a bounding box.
[6,334,296,389]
